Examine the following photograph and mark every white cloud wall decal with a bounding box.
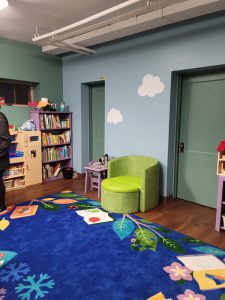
[107,108,123,124]
[138,74,165,97]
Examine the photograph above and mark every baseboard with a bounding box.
[77,172,85,179]
[159,195,173,203]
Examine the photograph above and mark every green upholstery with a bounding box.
[101,188,139,214]
[101,156,160,213]
[101,176,141,193]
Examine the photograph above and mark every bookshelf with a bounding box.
[30,111,73,182]
[3,130,42,191]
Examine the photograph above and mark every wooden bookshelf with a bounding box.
[30,111,73,182]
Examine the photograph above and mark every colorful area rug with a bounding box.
[0,191,225,300]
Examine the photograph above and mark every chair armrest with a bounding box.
[140,160,160,212]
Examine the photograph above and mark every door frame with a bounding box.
[89,83,105,161]
[81,80,105,171]
[170,65,225,198]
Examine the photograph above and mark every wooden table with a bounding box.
[84,164,107,199]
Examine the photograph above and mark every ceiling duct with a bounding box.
[32,0,224,55]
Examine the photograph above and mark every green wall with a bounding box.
[0,37,63,127]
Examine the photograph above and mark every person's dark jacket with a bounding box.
[0,112,11,171]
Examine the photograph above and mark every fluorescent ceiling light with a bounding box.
[0,0,8,10]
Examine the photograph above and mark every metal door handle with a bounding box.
[179,142,184,152]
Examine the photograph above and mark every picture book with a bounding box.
[177,254,225,271]
[76,208,113,224]
[177,254,225,290]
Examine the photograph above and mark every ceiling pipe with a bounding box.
[40,5,149,45]
[32,0,144,43]
[42,0,223,55]
[59,42,96,54]
[50,42,89,55]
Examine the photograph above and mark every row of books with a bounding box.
[40,114,70,129]
[42,146,72,163]
[42,163,62,179]
[41,131,71,146]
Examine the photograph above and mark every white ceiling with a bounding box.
[1,0,225,55]
[0,0,124,42]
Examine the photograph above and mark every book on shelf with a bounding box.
[53,163,61,176]
[42,145,71,162]
[61,118,70,128]
[32,111,71,130]
[41,131,71,146]
[41,114,62,129]
[42,163,64,179]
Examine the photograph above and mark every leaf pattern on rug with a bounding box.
[52,199,78,205]
[192,246,225,256]
[67,202,97,210]
[86,200,101,206]
[41,198,55,202]
[180,237,205,245]
[113,217,135,240]
[131,228,158,251]
[41,202,60,211]
[160,237,185,254]
[120,214,184,253]
[74,197,89,201]
[53,193,80,198]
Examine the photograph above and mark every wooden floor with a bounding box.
[6,177,225,249]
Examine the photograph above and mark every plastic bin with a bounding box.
[4,180,13,190]
[13,179,25,188]
[62,167,73,179]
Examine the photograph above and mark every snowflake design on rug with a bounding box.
[15,273,55,300]
[0,288,6,300]
[0,263,30,282]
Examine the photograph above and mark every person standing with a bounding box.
[0,111,11,213]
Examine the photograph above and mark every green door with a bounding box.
[177,72,225,208]
[89,85,105,161]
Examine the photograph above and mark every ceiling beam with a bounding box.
[32,0,144,43]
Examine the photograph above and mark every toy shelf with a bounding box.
[4,130,42,191]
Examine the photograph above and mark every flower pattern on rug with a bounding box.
[177,289,206,300]
[163,262,192,281]
[0,288,6,300]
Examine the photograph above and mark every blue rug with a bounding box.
[0,191,225,300]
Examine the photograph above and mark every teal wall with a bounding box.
[0,37,63,127]
[63,14,225,196]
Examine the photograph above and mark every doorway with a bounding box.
[89,84,105,161]
[175,71,225,208]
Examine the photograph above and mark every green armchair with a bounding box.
[101,155,159,213]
